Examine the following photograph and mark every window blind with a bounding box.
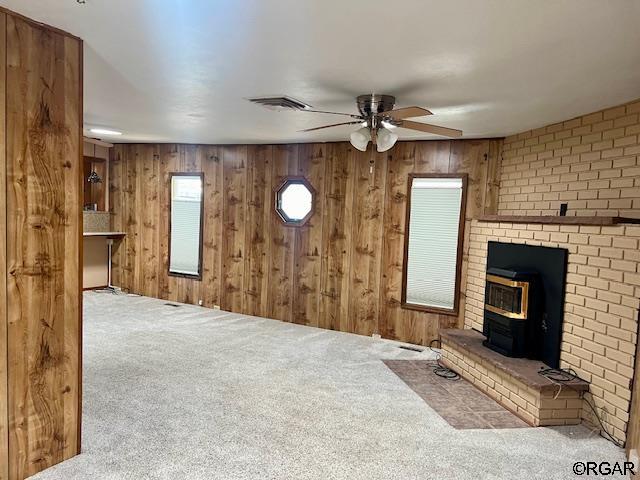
[405,177,463,310]
[169,175,203,276]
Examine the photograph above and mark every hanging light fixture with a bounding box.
[349,127,371,151]
[376,127,399,152]
[87,171,103,183]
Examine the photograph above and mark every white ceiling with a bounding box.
[3,0,640,144]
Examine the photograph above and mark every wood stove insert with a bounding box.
[483,267,542,360]
[483,242,568,369]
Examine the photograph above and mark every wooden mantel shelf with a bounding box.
[476,215,640,226]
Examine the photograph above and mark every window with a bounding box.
[169,173,204,279]
[402,174,467,314]
[275,177,315,226]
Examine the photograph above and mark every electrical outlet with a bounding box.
[198,299,203,306]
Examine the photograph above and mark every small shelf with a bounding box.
[83,232,126,238]
[476,215,640,226]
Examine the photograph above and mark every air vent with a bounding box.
[398,345,424,352]
[247,96,312,111]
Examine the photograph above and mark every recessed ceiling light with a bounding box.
[89,128,122,136]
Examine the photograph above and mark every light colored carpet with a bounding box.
[33,292,623,480]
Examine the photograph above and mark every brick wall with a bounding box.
[464,221,640,443]
[498,99,640,218]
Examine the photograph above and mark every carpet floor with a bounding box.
[33,292,624,480]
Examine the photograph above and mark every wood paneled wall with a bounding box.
[110,139,501,345]
[0,12,7,480]
[0,8,83,480]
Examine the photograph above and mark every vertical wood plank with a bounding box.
[347,149,387,336]
[201,146,223,308]
[160,144,181,301]
[123,145,139,294]
[482,139,503,215]
[243,145,272,317]
[267,145,298,322]
[132,145,145,295]
[292,144,325,326]
[0,11,8,480]
[449,140,487,218]
[64,31,83,465]
[158,145,177,300]
[108,146,125,288]
[140,145,160,298]
[221,145,247,313]
[6,15,81,478]
[319,143,355,332]
[379,142,421,343]
[416,140,451,174]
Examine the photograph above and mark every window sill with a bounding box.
[401,301,459,316]
[168,271,202,281]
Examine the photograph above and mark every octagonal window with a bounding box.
[275,177,315,226]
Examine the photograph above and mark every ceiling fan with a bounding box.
[248,94,463,152]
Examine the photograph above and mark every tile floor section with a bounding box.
[384,360,528,429]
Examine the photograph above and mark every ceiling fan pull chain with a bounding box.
[369,147,375,175]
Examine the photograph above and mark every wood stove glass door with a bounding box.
[485,274,529,319]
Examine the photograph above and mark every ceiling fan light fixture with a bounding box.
[376,127,398,152]
[89,127,122,136]
[350,127,371,152]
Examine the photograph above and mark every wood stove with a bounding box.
[483,242,568,368]
[483,267,543,359]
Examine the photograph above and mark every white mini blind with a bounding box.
[405,177,463,310]
[169,175,203,276]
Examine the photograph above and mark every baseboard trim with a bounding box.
[83,285,108,291]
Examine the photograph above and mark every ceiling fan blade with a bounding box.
[378,106,432,120]
[399,120,463,138]
[302,109,363,119]
[300,121,362,132]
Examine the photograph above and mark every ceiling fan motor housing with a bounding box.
[356,94,396,118]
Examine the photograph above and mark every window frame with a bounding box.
[401,173,468,316]
[168,172,205,281]
[273,176,316,227]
